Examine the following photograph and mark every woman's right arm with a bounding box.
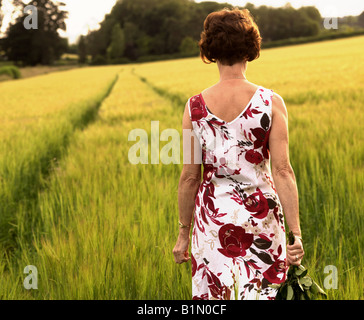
[173,102,201,264]
[269,93,304,266]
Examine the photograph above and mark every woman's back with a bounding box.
[201,80,261,124]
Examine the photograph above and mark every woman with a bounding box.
[173,8,304,300]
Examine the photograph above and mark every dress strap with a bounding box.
[257,87,274,117]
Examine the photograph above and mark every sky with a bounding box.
[1,0,364,44]
[58,0,117,43]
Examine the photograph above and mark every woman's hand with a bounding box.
[173,230,191,264]
[286,236,304,266]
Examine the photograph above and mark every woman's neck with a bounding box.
[217,60,247,82]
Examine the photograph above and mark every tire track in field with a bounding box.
[0,73,119,259]
[131,68,187,108]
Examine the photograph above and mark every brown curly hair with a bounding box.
[199,8,262,66]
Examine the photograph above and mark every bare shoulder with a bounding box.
[182,100,193,129]
[201,83,218,96]
[272,91,288,118]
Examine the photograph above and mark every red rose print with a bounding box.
[262,259,286,284]
[242,103,262,119]
[245,149,263,165]
[205,269,232,300]
[218,224,254,258]
[193,293,208,300]
[190,97,208,121]
[250,113,271,159]
[251,127,266,149]
[203,164,213,181]
[243,188,269,219]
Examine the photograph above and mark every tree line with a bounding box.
[1,0,364,66]
[0,0,67,65]
[85,0,326,64]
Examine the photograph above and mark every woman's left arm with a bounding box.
[173,102,201,264]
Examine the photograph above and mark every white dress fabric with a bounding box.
[188,86,287,300]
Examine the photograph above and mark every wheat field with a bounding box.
[0,36,363,300]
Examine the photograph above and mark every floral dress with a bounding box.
[188,86,287,300]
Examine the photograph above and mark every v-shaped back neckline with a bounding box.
[200,86,262,125]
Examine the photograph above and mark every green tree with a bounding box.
[107,23,125,60]
[298,6,322,25]
[358,11,364,28]
[179,36,199,55]
[123,21,139,59]
[3,0,68,65]
[136,33,152,57]
[84,0,327,62]
[78,35,87,64]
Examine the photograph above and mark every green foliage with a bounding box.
[0,65,21,79]
[358,11,364,28]
[107,23,125,60]
[78,35,87,64]
[86,0,223,61]
[85,0,327,63]
[79,0,364,65]
[2,0,68,66]
[255,5,320,41]
[91,54,108,66]
[179,36,199,55]
[262,30,364,49]
[272,232,327,300]
[0,66,119,255]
